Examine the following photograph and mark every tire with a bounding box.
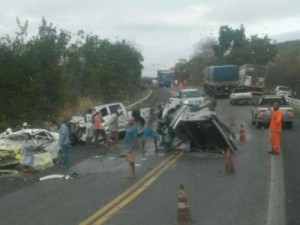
[256,121,262,129]
[286,122,293,129]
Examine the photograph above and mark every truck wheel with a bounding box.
[286,122,293,129]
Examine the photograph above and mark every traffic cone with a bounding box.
[177,184,193,225]
[225,148,235,173]
[239,124,246,144]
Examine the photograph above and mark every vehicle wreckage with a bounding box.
[157,99,237,153]
[0,129,59,169]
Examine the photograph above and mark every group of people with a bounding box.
[85,109,123,148]
[173,80,187,90]
[123,111,158,179]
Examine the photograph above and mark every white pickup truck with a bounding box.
[69,102,151,143]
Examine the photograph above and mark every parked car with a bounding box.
[251,95,294,129]
[171,88,204,106]
[230,86,263,105]
[274,85,292,97]
[229,86,253,105]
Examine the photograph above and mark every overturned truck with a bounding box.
[158,100,237,153]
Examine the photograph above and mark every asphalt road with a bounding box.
[0,88,298,225]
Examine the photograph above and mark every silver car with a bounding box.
[178,88,205,105]
[251,95,294,129]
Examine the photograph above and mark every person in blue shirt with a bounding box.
[59,117,71,167]
[124,117,137,178]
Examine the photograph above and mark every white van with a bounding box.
[274,85,292,97]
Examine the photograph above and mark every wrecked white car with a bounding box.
[158,99,236,153]
[0,129,60,167]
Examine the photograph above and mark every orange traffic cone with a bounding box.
[177,184,193,225]
[229,116,235,126]
[239,124,246,144]
[225,148,235,173]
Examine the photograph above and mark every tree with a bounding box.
[213,25,247,57]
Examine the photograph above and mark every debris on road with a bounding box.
[0,169,19,177]
[39,172,79,181]
[39,174,65,181]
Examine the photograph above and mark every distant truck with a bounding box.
[203,65,239,97]
[239,64,267,88]
[157,70,174,87]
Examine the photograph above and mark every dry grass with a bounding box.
[58,96,103,120]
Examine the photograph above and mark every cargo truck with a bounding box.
[157,70,174,87]
[239,64,267,88]
[203,65,239,97]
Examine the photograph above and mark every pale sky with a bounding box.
[0,0,299,77]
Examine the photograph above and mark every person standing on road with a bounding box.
[107,109,122,146]
[85,108,94,145]
[93,112,107,147]
[269,101,282,155]
[124,117,138,179]
[20,133,37,173]
[59,117,71,167]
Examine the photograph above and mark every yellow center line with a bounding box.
[79,152,183,225]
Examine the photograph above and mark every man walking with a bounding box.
[59,117,71,167]
[269,101,282,155]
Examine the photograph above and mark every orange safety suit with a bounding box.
[269,109,282,154]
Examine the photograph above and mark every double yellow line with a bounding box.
[80,152,183,225]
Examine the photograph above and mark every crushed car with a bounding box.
[0,129,60,168]
[158,99,236,153]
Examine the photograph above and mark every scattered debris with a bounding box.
[0,169,19,177]
[39,174,65,181]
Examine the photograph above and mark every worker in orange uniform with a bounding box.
[268,101,282,155]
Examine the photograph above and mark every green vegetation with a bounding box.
[266,40,300,96]
[173,25,278,86]
[0,18,144,129]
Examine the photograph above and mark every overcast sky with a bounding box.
[0,0,299,77]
